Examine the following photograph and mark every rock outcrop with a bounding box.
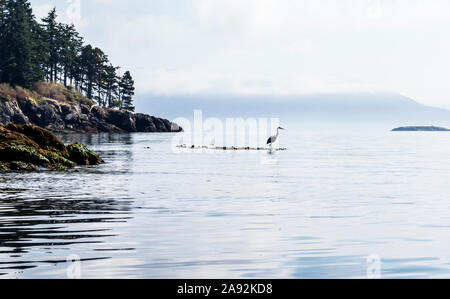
[0,123,103,172]
[0,96,182,133]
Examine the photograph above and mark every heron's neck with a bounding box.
[276,128,280,137]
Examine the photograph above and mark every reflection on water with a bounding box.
[1,131,450,278]
[0,134,136,278]
[0,181,133,276]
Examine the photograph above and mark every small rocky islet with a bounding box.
[392,126,450,132]
[0,123,104,172]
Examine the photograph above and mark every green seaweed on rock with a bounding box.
[66,143,104,166]
[0,123,104,172]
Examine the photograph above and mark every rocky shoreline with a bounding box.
[0,123,104,172]
[0,95,182,133]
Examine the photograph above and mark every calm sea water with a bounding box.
[1,130,450,279]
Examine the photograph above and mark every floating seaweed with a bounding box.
[176,145,287,151]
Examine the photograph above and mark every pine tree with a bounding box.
[0,2,136,109]
[2,0,43,87]
[41,8,58,82]
[33,18,48,83]
[0,0,7,26]
[80,45,109,100]
[80,45,94,98]
[119,71,135,112]
[0,0,8,80]
[59,23,82,86]
[103,64,119,108]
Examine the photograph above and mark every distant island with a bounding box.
[392,126,450,132]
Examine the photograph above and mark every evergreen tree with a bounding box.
[0,0,7,26]
[81,45,108,100]
[33,18,48,83]
[2,0,43,87]
[59,23,82,86]
[0,1,136,110]
[0,0,8,80]
[119,71,135,112]
[103,64,119,108]
[41,8,58,82]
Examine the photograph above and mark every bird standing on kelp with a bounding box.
[267,127,285,149]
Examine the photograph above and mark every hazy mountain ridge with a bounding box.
[136,92,450,128]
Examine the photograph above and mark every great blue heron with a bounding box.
[267,127,285,148]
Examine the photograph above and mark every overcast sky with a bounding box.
[29,0,450,108]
